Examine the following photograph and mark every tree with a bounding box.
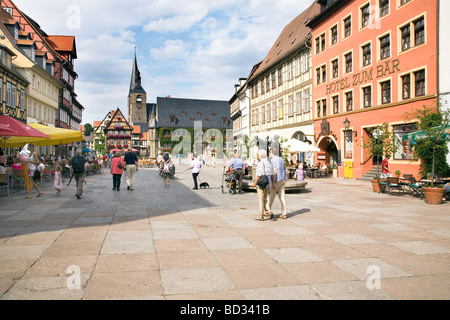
[404,101,450,187]
[84,123,94,136]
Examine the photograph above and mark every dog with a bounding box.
[199,182,210,189]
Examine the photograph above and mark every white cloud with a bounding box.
[143,1,209,33]
[150,40,189,60]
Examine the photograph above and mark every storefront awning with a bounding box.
[404,125,450,144]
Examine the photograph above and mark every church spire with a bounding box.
[129,47,145,95]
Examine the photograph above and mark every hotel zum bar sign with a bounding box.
[325,59,400,95]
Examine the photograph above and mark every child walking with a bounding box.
[53,163,62,196]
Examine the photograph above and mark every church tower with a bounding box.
[127,49,147,124]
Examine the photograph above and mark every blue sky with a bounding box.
[14,0,313,125]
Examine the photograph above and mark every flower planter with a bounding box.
[371,179,381,193]
[371,179,387,193]
[423,187,446,205]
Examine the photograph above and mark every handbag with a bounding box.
[257,174,269,189]
[256,161,269,189]
[33,169,41,182]
[117,161,124,169]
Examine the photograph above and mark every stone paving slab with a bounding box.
[1,164,450,301]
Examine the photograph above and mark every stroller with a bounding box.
[160,164,175,187]
[221,166,236,194]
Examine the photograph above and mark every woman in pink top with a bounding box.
[11,158,22,170]
[110,152,124,191]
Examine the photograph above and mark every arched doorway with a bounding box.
[318,136,338,167]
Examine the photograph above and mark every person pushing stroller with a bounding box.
[228,153,245,194]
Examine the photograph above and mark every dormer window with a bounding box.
[0,48,13,69]
[222,117,228,126]
[170,115,176,124]
[3,7,13,15]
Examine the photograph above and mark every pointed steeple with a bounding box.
[129,47,146,96]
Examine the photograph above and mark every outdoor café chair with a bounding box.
[0,172,11,197]
[386,177,404,196]
[407,177,424,199]
[12,169,25,189]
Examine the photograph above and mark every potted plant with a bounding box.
[362,122,398,193]
[405,101,450,205]
[395,170,401,178]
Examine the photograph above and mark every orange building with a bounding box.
[307,0,438,179]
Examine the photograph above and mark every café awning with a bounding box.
[0,123,83,147]
[281,138,321,153]
[404,125,450,144]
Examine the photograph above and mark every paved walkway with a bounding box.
[1,163,450,300]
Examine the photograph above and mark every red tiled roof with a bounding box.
[132,125,141,134]
[16,39,35,46]
[249,2,320,81]
[2,18,17,25]
[47,35,74,51]
[47,35,77,58]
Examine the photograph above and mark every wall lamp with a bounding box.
[343,118,357,138]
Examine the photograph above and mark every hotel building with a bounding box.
[307,0,439,179]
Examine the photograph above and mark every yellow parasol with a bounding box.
[0,123,83,147]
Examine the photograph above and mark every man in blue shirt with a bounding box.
[229,153,245,194]
[269,146,287,219]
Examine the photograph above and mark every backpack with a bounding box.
[72,156,84,174]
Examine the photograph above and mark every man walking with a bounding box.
[188,153,201,190]
[381,155,390,179]
[70,148,87,199]
[229,153,245,194]
[124,146,139,191]
[268,146,287,219]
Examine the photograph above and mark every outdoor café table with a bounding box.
[306,168,316,178]
[286,168,296,179]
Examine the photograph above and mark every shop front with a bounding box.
[313,97,434,179]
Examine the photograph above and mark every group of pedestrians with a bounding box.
[225,148,288,221]
[40,146,140,199]
[19,145,86,200]
[110,146,139,191]
[253,146,287,221]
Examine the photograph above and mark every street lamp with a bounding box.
[343,118,357,138]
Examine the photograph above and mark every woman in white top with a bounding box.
[252,149,272,221]
[26,144,43,199]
